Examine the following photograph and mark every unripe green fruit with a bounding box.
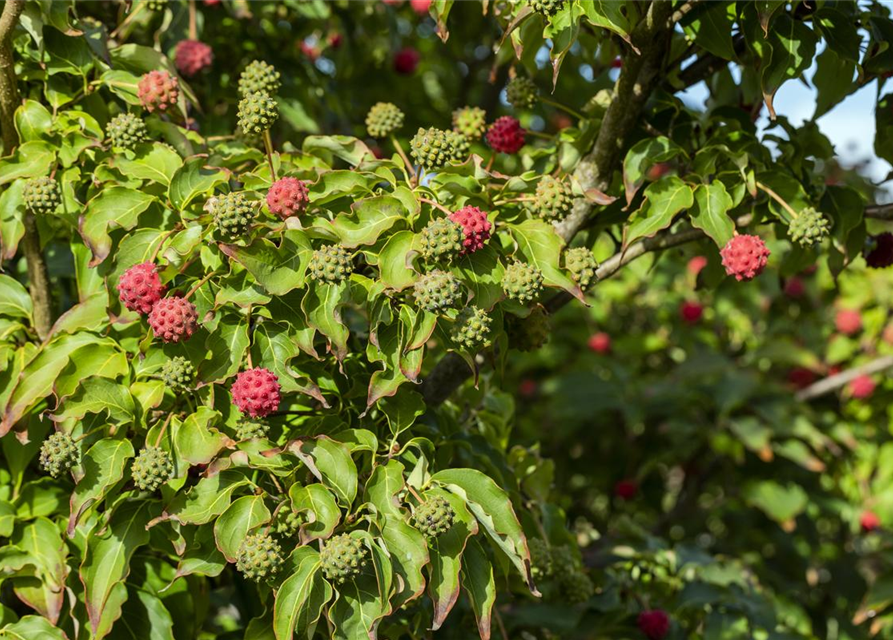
[565,247,598,290]
[211,192,257,239]
[366,102,404,138]
[238,92,278,134]
[410,127,464,171]
[239,60,281,97]
[39,432,78,478]
[23,177,61,215]
[236,419,270,441]
[414,495,456,538]
[161,356,195,392]
[550,546,576,575]
[146,0,167,11]
[419,218,463,263]
[451,306,492,350]
[320,534,368,584]
[506,76,538,109]
[452,106,487,140]
[106,113,149,150]
[273,506,302,538]
[308,245,353,284]
[560,569,594,604]
[528,176,574,221]
[528,538,553,579]
[508,307,550,351]
[413,270,463,313]
[132,446,174,492]
[788,207,830,247]
[530,0,566,17]
[237,532,284,582]
[503,261,544,303]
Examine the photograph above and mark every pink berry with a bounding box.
[861,510,881,533]
[614,479,637,500]
[411,0,432,13]
[449,206,491,254]
[679,301,703,325]
[394,48,420,75]
[486,116,525,154]
[174,40,213,77]
[787,367,816,390]
[637,610,670,640]
[137,70,179,113]
[588,332,611,354]
[719,234,770,281]
[687,255,707,276]
[148,296,198,343]
[849,375,875,399]
[784,276,805,298]
[118,263,166,315]
[231,367,281,418]
[266,177,309,220]
[835,309,862,335]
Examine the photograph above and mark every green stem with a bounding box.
[540,95,585,121]
[390,135,417,187]
[263,130,277,181]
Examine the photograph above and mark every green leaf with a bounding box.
[213,495,271,562]
[331,196,407,248]
[174,525,227,579]
[290,437,357,508]
[169,158,229,210]
[112,143,182,187]
[289,483,341,544]
[0,275,32,321]
[110,587,175,640]
[814,8,861,63]
[509,219,583,301]
[380,513,429,609]
[0,142,56,186]
[0,615,67,640]
[378,230,416,291]
[158,470,249,526]
[688,183,735,248]
[877,92,893,166]
[54,343,127,399]
[67,438,135,535]
[273,547,331,640]
[303,135,374,166]
[580,1,632,45]
[219,230,311,296]
[80,187,155,266]
[174,408,231,466]
[622,137,685,204]
[302,282,349,361]
[681,2,736,61]
[199,319,249,383]
[625,177,694,248]
[379,390,426,437]
[14,101,53,143]
[12,518,68,624]
[812,47,857,120]
[742,480,807,525]
[53,377,134,423]
[759,15,817,119]
[462,537,497,640]
[329,536,393,640]
[48,292,108,338]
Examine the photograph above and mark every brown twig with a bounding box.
[390,135,417,186]
[418,197,453,216]
[756,180,799,219]
[185,271,216,300]
[795,356,893,402]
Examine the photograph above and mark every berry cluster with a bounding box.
[413,495,456,538]
[231,367,281,418]
[161,356,196,391]
[320,534,368,584]
[23,176,61,215]
[266,177,309,220]
[720,234,770,281]
[132,446,174,492]
[237,532,284,582]
[106,113,149,150]
[451,306,493,350]
[366,102,405,139]
[503,261,544,302]
[410,127,466,170]
[419,217,463,263]
[138,70,179,113]
[308,245,353,284]
[39,432,78,478]
[449,206,491,254]
[413,270,463,313]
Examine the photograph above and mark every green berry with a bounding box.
[410,127,464,171]
[413,495,455,538]
[23,177,61,215]
[106,113,149,150]
[506,76,538,109]
[503,261,544,303]
[320,534,368,584]
[273,506,303,538]
[528,538,553,580]
[161,356,195,392]
[560,569,594,604]
[39,432,78,478]
[211,192,257,239]
[528,176,574,221]
[508,307,550,351]
[239,60,281,97]
[308,244,353,284]
[238,92,278,135]
[419,218,463,263]
[237,532,284,582]
[788,207,830,247]
[452,106,487,141]
[146,0,167,11]
[131,446,174,492]
[550,545,577,575]
[236,419,270,441]
[530,0,566,17]
[451,306,492,350]
[413,270,463,313]
[565,247,597,290]
[366,102,404,138]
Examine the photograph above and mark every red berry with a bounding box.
[719,234,770,281]
[861,510,881,533]
[449,206,491,254]
[231,367,281,418]
[865,232,893,269]
[835,309,862,335]
[411,0,431,13]
[587,332,611,354]
[883,324,893,345]
[328,32,343,49]
[486,116,525,154]
[137,70,180,113]
[204,0,221,5]
[611,57,622,69]
[679,301,703,325]
[148,296,198,343]
[614,479,637,500]
[687,255,707,275]
[519,379,537,397]
[849,375,876,399]
[784,276,805,298]
[394,48,420,75]
[637,610,670,640]
[266,177,309,220]
[550,112,573,130]
[787,367,817,390]
[174,40,213,77]
[300,41,320,61]
[118,263,166,315]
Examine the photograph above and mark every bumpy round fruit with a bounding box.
[232,367,281,418]
[131,446,174,491]
[235,418,270,441]
[638,610,671,640]
[788,207,830,247]
[508,307,550,351]
[419,218,463,263]
[530,0,566,16]
[273,506,302,538]
[212,192,257,239]
[410,127,464,171]
[23,176,61,215]
[148,297,198,343]
[866,232,893,269]
[239,60,281,97]
[320,534,368,584]
[413,495,455,538]
[503,261,544,303]
[161,356,195,391]
[486,116,525,154]
[238,92,279,134]
[528,538,553,579]
[506,76,538,109]
[452,106,487,140]
[720,234,770,281]
[560,569,594,604]
[106,113,149,150]
[118,262,166,315]
[237,532,284,582]
[137,70,179,113]
[308,245,353,284]
[366,102,404,138]
[449,206,491,254]
[451,306,492,350]
[565,247,597,290]
[266,177,309,220]
[174,39,213,77]
[413,270,463,313]
[39,432,78,478]
[528,176,574,221]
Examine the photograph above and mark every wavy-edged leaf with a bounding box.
[329,534,393,640]
[688,182,735,248]
[67,438,134,535]
[214,495,271,562]
[289,483,340,545]
[509,219,583,302]
[273,546,331,640]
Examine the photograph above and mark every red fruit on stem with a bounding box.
[300,41,320,61]
[611,57,622,69]
[394,48,420,75]
[486,116,525,154]
[784,276,805,298]
[787,367,817,390]
[174,40,213,77]
[410,0,432,13]
[137,70,179,113]
[865,232,893,269]
[849,375,876,399]
[118,263,166,315]
[861,510,881,533]
[679,301,703,325]
[587,332,611,354]
[232,367,282,418]
[835,309,862,335]
[449,206,492,254]
[638,610,670,640]
[687,255,707,276]
[614,479,637,500]
[328,32,343,49]
[519,379,537,397]
[148,297,198,343]
[266,177,309,220]
[720,234,770,281]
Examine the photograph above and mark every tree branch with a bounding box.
[795,356,893,402]
[0,0,53,340]
[866,203,893,220]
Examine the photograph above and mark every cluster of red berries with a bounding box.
[720,234,770,281]
[449,205,491,254]
[679,300,703,325]
[175,40,213,77]
[231,367,282,417]
[486,116,525,154]
[137,70,179,113]
[118,263,198,343]
[638,609,670,640]
[835,309,862,335]
[266,177,310,220]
